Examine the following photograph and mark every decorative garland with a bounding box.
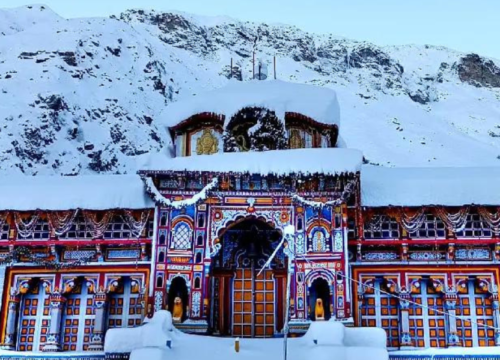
[0,246,94,270]
[435,206,469,233]
[290,180,356,209]
[399,208,427,233]
[47,210,78,237]
[143,176,219,209]
[123,210,150,238]
[478,207,500,236]
[14,212,40,238]
[82,211,114,239]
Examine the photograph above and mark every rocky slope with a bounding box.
[0,4,499,175]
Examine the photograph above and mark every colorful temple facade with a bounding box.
[0,81,500,358]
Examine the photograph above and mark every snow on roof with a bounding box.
[162,80,340,128]
[0,174,153,211]
[362,165,500,207]
[141,148,362,175]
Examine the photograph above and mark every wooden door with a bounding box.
[232,268,275,337]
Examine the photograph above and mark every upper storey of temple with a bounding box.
[162,80,341,157]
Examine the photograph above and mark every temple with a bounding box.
[0,80,500,359]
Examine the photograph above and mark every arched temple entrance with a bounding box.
[168,277,189,323]
[308,278,332,321]
[209,217,286,337]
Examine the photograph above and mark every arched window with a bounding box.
[170,222,193,250]
[160,213,168,226]
[159,231,166,245]
[156,275,164,289]
[196,234,204,246]
[195,252,202,264]
[158,251,165,263]
[197,214,205,228]
[194,277,201,289]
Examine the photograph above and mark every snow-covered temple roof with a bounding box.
[361,166,500,207]
[0,175,154,211]
[140,148,363,176]
[162,80,341,128]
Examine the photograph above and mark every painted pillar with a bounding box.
[42,292,65,352]
[88,289,108,351]
[490,292,500,346]
[445,291,460,346]
[398,290,412,347]
[1,290,20,350]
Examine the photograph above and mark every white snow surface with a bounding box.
[0,5,500,175]
[109,311,388,360]
[141,148,363,175]
[362,165,500,207]
[0,174,153,210]
[161,80,340,128]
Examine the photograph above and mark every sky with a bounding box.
[2,0,499,59]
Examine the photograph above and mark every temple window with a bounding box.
[59,215,92,240]
[195,252,203,263]
[170,222,193,250]
[158,251,165,263]
[146,218,155,238]
[408,214,446,239]
[61,280,94,351]
[17,282,51,351]
[197,214,205,228]
[363,216,400,239]
[408,279,446,347]
[0,222,9,240]
[360,278,399,348]
[158,230,166,245]
[307,227,330,252]
[16,216,50,240]
[104,216,132,239]
[456,279,495,346]
[107,277,143,329]
[194,277,201,289]
[156,274,164,289]
[196,233,204,246]
[347,217,357,240]
[455,213,492,238]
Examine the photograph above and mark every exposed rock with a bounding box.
[458,54,500,88]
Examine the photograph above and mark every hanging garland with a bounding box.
[0,246,94,270]
[291,180,356,209]
[82,211,114,239]
[435,206,469,233]
[143,176,219,209]
[478,207,500,236]
[14,212,40,238]
[399,208,427,233]
[123,210,150,239]
[47,210,79,237]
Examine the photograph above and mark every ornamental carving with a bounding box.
[196,129,219,155]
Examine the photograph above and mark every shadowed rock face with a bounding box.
[458,54,500,88]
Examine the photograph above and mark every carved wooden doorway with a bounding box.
[232,266,275,337]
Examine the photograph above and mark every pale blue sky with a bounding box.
[3,0,499,59]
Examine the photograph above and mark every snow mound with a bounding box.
[0,174,153,211]
[105,310,173,354]
[362,165,500,206]
[141,148,362,175]
[161,80,341,128]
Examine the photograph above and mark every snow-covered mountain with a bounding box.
[1,4,499,175]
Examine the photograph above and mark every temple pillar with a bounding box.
[444,291,460,346]
[1,290,20,350]
[398,290,412,347]
[88,288,108,351]
[490,292,500,346]
[42,292,65,352]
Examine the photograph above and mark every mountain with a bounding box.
[0,4,499,175]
